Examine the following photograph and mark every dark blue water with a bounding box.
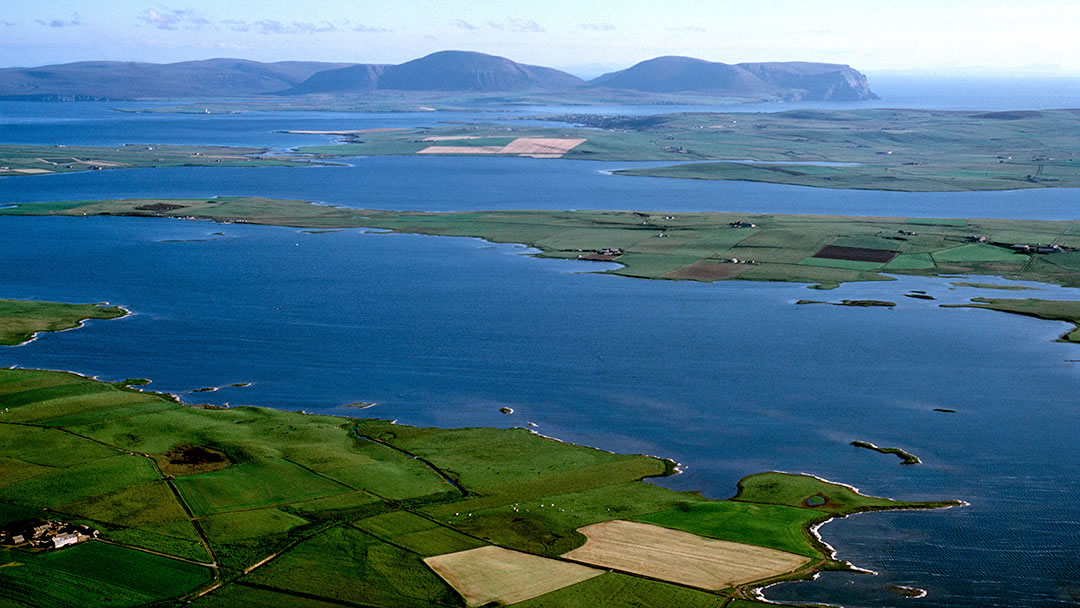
[2,216,1079,607]
[3,158,1080,220]
[2,98,1080,606]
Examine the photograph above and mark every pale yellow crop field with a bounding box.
[562,520,811,590]
[424,545,603,607]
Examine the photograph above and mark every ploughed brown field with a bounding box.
[562,520,811,590]
[813,244,899,263]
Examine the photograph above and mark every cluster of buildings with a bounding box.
[1,519,100,551]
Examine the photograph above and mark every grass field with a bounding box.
[733,472,960,514]
[0,541,211,607]
[0,299,127,346]
[510,572,727,608]
[290,109,1080,192]
[635,501,824,557]
[7,198,1080,291]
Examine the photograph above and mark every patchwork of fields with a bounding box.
[6,198,1080,291]
[0,362,958,607]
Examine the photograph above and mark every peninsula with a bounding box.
[5,197,1080,290]
[0,144,320,177]
[0,299,127,346]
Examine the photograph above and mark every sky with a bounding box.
[2,0,1079,77]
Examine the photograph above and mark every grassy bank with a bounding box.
[6,197,1080,290]
[0,299,127,346]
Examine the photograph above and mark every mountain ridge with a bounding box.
[0,51,877,101]
[590,56,878,100]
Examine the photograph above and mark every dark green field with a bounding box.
[0,361,958,607]
[292,109,1080,192]
[6,197,1080,290]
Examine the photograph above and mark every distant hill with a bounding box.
[282,51,586,94]
[0,58,351,100]
[590,56,877,101]
[283,64,389,95]
[0,52,876,101]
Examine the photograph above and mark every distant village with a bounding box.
[1,519,100,551]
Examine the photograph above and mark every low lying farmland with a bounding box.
[294,109,1080,192]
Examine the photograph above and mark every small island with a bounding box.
[851,441,922,465]
[797,299,896,307]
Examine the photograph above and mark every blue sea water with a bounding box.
[2,86,1080,606]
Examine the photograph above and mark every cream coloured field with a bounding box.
[562,520,811,590]
[418,137,587,158]
[424,545,603,607]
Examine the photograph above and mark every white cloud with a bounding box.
[223,19,342,35]
[36,13,81,28]
[580,23,615,32]
[354,24,391,33]
[139,8,212,31]
[487,18,544,33]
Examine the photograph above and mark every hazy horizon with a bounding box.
[3,0,1080,78]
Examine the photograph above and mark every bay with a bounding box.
[2,91,1080,606]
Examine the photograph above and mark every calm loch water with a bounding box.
[1,99,1079,607]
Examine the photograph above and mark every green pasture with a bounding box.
[798,257,886,271]
[352,511,483,556]
[933,243,1027,263]
[174,459,351,516]
[0,541,210,607]
[733,472,957,514]
[636,501,824,557]
[245,525,460,608]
